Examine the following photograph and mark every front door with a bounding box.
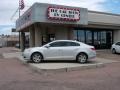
[44,47,61,60]
[43,41,62,60]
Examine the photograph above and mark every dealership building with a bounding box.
[16,3,120,51]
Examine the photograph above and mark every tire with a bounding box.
[31,53,43,63]
[112,49,116,54]
[77,53,88,64]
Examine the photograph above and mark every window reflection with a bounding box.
[73,30,78,40]
[78,30,85,42]
[101,31,106,44]
[73,29,113,49]
[73,30,85,42]
[86,31,92,45]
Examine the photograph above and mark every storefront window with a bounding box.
[101,31,106,44]
[78,30,85,42]
[86,30,92,45]
[73,30,85,42]
[73,30,78,40]
[73,28,113,49]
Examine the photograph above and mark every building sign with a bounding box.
[47,7,80,21]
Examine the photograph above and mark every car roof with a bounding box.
[49,40,87,45]
[52,40,78,42]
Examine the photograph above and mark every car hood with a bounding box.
[25,46,43,51]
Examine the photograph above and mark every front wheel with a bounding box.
[112,49,116,54]
[31,53,43,63]
[77,53,88,64]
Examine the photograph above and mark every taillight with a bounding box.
[91,48,96,51]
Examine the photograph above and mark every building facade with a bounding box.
[16,3,120,51]
[0,35,19,47]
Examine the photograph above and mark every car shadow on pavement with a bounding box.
[27,60,96,64]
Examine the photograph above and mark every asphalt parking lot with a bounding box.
[0,48,120,90]
[97,49,120,61]
[0,47,120,90]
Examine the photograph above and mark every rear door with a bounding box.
[60,41,80,60]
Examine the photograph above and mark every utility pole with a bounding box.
[18,0,25,51]
[18,0,20,49]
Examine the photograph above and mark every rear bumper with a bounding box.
[88,51,96,59]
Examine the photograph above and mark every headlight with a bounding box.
[24,48,31,52]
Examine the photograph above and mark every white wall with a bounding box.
[88,11,120,25]
[113,30,120,43]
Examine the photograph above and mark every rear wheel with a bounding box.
[112,49,116,54]
[31,53,43,63]
[77,53,88,63]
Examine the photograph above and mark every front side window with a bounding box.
[50,42,62,47]
[116,42,120,46]
[50,41,68,47]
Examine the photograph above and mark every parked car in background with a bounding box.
[22,40,96,63]
[111,42,120,54]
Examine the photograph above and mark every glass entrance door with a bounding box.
[47,34,55,42]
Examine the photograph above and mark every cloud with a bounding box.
[0,0,120,35]
[39,0,107,11]
[0,0,107,25]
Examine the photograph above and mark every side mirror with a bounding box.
[44,45,50,48]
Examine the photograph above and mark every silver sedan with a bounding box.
[22,40,96,63]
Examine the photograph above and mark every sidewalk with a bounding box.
[3,51,119,73]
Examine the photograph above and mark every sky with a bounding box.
[0,0,120,35]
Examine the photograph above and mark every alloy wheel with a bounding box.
[77,53,87,63]
[32,53,42,63]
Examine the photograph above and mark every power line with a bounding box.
[10,7,19,20]
[10,5,31,21]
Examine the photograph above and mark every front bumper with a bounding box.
[22,51,31,61]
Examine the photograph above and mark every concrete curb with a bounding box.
[7,54,105,74]
[17,57,118,74]
[21,61,105,75]
[22,61,120,75]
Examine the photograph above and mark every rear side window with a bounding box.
[67,42,80,46]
